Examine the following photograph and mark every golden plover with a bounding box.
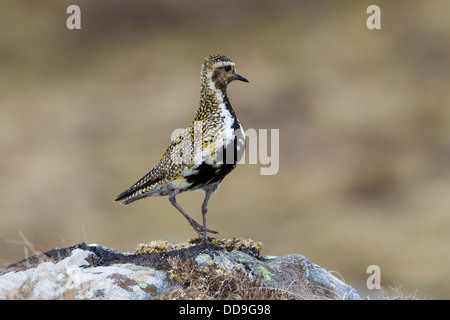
[115,54,248,244]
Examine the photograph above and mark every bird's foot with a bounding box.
[191,221,218,235]
[197,234,222,251]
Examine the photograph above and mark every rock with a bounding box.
[186,249,361,300]
[0,243,180,300]
[0,239,361,300]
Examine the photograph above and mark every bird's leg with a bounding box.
[200,188,214,243]
[169,193,218,236]
[199,183,221,244]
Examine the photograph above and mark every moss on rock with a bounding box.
[134,237,263,256]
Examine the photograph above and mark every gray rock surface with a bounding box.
[0,240,361,300]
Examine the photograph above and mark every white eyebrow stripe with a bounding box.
[216,61,235,68]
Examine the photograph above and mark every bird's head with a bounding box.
[201,54,248,91]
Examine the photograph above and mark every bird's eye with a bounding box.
[224,66,232,72]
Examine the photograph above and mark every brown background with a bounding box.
[1,0,449,298]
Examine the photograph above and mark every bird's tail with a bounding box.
[115,175,162,205]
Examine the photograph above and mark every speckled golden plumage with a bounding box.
[115,54,248,243]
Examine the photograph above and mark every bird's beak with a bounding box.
[234,73,249,83]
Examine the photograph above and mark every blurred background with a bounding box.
[1,0,449,299]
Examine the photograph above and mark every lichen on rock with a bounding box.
[0,239,361,300]
[134,237,263,256]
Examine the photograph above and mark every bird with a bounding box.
[115,54,248,244]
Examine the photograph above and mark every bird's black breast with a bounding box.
[185,138,241,189]
[185,94,244,189]
[185,162,235,189]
